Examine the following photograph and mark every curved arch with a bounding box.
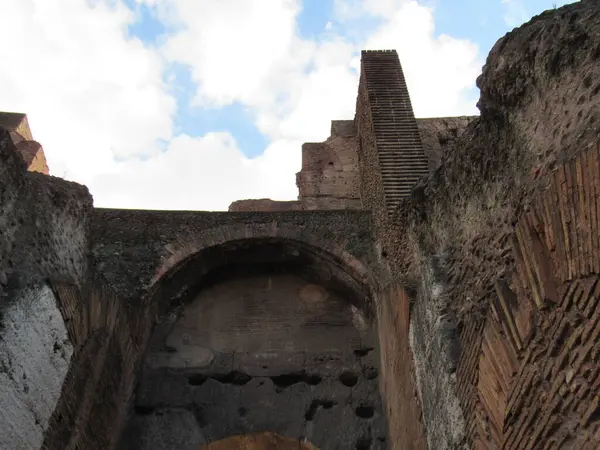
[126,225,389,450]
[144,224,381,319]
[197,432,318,449]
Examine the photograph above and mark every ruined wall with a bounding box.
[229,198,303,212]
[383,1,600,448]
[92,208,378,306]
[0,284,73,450]
[354,51,430,450]
[296,120,362,210]
[0,112,50,174]
[416,117,477,171]
[230,120,362,212]
[0,126,143,450]
[40,282,147,450]
[122,273,387,450]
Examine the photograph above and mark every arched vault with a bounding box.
[147,234,378,323]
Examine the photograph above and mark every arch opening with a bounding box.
[149,237,376,321]
[121,237,388,449]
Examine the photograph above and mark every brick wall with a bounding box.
[355,50,430,449]
[359,50,428,216]
[416,116,477,171]
[383,4,600,448]
[0,112,50,174]
[42,282,149,450]
[231,120,362,211]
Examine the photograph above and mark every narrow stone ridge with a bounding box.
[361,50,428,215]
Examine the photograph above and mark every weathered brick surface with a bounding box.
[228,198,303,212]
[443,144,600,449]
[232,120,362,212]
[0,112,50,174]
[360,50,428,216]
[91,208,379,305]
[41,282,148,450]
[416,116,477,171]
[0,111,33,140]
[377,285,428,450]
[354,50,430,449]
[497,145,600,449]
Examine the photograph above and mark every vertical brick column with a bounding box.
[360,50,428,215]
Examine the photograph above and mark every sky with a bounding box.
[2,0,578,211]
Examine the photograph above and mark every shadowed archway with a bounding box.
[121,235,388,450]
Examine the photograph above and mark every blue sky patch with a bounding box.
[123,0,579,160]
[165,62,268,157]
[124,0,168,44]
[297,0,334,39]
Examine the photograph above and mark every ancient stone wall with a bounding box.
[41,282,146,450]
[91,208,378,306]
[123,273,386,449]
[383,1,600,448]
[0,125,143,450]
[0,284,73,450]
[229,198,303,212]
[354,51,430,449]
[296,120,362,210]
[359,50,429,216]
[230,120,362,212]
[416,117,477,171]
[0,112,50,174]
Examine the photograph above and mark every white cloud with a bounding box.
[364,1,480,117]
[2,0,483,211]
[162,0,304,108]
[88,133,301,210]
[0,0,174,178]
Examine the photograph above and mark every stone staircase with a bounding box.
[361,50,428,215]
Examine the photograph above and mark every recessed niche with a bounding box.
[339,371,359,387]
[355,405,374,419]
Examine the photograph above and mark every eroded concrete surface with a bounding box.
[122,274,387,450]
[0,283,73,450]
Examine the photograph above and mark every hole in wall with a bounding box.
[354,347,373,357]
[212,371,252,386]
[270,372,322,390]
[238,407,248,417]
[355,436,372,449]
[339,371,359,387]
[134,405,155,416]
[305,399,337,421]
[355,406,374,419]
[187,375,208,386]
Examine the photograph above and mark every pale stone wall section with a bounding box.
[0,284,73,450]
